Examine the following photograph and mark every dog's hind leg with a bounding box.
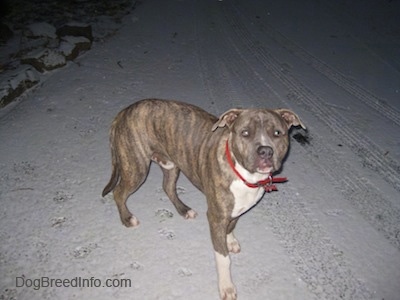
[152,153,197,219]
[162,166,197,219]
[113,160,150,228]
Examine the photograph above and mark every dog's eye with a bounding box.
[273,130,282,137]
[242,130,250,137]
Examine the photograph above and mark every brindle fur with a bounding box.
[102,98,305,299]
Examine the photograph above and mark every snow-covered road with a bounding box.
[1,0,399,299]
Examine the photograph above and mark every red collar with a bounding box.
[225,139,287,192]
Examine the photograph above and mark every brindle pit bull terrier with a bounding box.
[102,99,305,299]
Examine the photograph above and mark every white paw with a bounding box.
[129,216,140,227]
[220,285,237,300]
[227,233,241,253]
[185,209,197,219]
[227,239,241,254]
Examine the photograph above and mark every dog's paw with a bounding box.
[220,286,237,300]
[184,209,197,219]
[129,216,140,227]
[227,240,241,254]
[227,233,241,254]
[122,216,140,228]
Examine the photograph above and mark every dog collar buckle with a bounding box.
[225,139,287,192]
[258,175,277,192]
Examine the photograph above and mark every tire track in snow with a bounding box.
[194,3,377,299]
[256,21,400,127]
[220,2,400,250]
[193,5,249,114]
[296,135,400,250]
[224,4,400,192]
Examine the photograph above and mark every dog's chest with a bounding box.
[229,180,265,218]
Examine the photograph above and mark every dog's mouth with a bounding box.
[256,158,274,174]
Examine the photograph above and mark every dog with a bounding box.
[102,99,305,299]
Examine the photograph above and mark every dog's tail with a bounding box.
[102,124,120,197]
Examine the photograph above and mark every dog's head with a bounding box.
[212,108,305,175]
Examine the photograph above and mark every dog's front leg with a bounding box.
[208,211,237,300]
[215,251,236,300]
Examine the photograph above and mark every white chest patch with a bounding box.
[230,179,265,218]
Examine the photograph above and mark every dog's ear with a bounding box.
[274,109,306,130]
[212,108,244,131]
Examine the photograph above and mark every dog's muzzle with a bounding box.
[257,146,273,159]
[256,146,274,173]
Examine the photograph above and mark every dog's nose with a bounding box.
[257,146,273,158]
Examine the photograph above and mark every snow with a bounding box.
[1,0,399,299]
[23,48,66,70]
[59,36,91,59]
[26,22,57,39]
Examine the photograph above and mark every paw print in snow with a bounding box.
[51,216,67,227]
[53,190,73,203]
[71,243,98,259]
[177,267,192,277]
[130,261,144,271]
[155,208,174,222]
[158,228,176,240]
